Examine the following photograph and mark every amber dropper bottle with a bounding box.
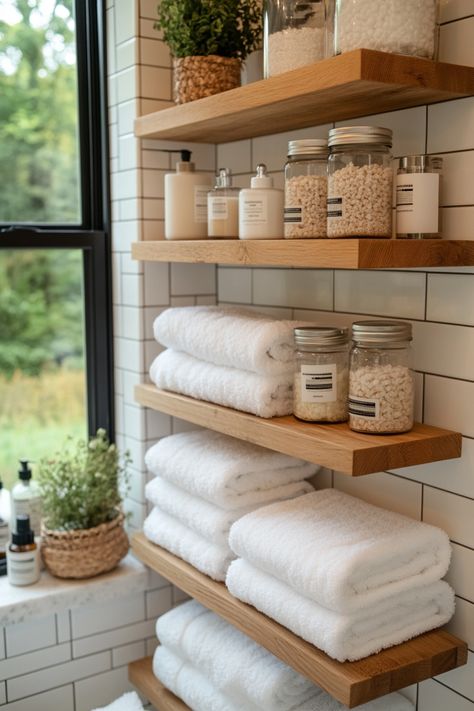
[7,514,40,586]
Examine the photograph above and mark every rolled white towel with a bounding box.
[229,488,452,613]
[153,305,307,376]
[145,430,318,510]
[145,477,314,546]
[91,691,144,711]
[156,600,316,711]
[150,349,294,418]
[143,507,234,581]
[226,558,455,662]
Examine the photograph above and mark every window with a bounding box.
[0,0,112,488]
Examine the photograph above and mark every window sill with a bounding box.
[0,554,147,627]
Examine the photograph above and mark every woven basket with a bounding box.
[41,512,129,579]
[173,55,241,104]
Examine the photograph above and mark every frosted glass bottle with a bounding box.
[164,154,213,240]
[239,164,284,240]
[207,168,241,238]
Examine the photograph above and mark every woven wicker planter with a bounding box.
[41,512,129,579]
[173,55,241,104]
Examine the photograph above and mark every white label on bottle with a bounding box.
[284,204,304,224]
[300,364,337,403]
[242,195,268,224]
[348,395,380,420]
[194,186,210,224]
[209,196,229,221]
[13,498,42,537]
[396,173,439,234]
[6,548,40,586]
[327,196,343,220]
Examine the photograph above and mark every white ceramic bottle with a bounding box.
[11,461,42,537]
[164,150,213,240]
[239,164,284,240]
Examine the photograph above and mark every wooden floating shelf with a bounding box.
[135,384,461,476]
[132,535,468,708]
[132,239,474,269]
[129,657,188,711]
[134,50,474,143]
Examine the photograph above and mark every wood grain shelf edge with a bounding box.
[131,535,468,708]
[129,657,188,711]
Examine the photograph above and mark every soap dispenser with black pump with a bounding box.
[7,515,40,586]
[11,460,42,538]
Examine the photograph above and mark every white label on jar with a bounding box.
[6,548,40,586]
[242,195,268,225]
[13,498,42,537]
[327,196,343,219]
[300,364,337,403]
[348,395,380,420]
[284,205,304,224]
[209,196,229,221]
[396,173,439,234]
[194,186,210,224]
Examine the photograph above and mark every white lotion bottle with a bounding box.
[239,164,284,239]
[11,460,42,538]
[164,150,213,240]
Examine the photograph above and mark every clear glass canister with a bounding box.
[293,327,350,423]
[396,155,443,239]
[264,0,330,78]
[285,139,328,238]
[327,126,393,238]
[207,168,241,239]
[335,0,439,59]
[349,321,415,434]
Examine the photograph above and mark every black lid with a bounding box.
[18,460,32,481]
[12,515,34,546]
[0,478,3,490]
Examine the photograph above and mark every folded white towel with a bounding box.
[145,430,318,510]
[154,305,306,376]
[229,488,452,613]
[143,507,234,581]
[91,691,144,711]
[226,559,455,662]
[156,599,316,711]
[146,477,314,546]
[150,349,294,418]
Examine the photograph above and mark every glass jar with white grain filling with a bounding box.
[285,139,328,238]
[327,126,393,238]
[293,327,349,423]
[349,321,415,434]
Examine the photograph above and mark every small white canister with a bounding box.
[396,155,443,239]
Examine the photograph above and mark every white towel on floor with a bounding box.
[143,507,234,581]
[153,305,306,376]
[145,430,318,510]
[229,488,452,613]
[156,599,316,711]
[145,477,314,546]
[91,691,144,711]
[226,558,455,662]
[149,349,294,418]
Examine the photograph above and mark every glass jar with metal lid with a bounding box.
[293,327,350,423]
[285,139,328,239]
[349,321,415,434]
[327,126,393,239]
[396,155,443,239]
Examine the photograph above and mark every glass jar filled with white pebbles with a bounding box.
[349,321,415,434]
[335,0,438,59]
[327,126,393,238]
[284,139,328,238]
[293,327,350,423]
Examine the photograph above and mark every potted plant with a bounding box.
[155,0,262,104]
[38,429,130,579]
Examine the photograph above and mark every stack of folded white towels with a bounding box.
[153,599,415,711]
[143,429,317,581]
[226,488,455,662]
[149,305,311,418]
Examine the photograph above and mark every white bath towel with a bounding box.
[150,349,294,418]
[156,599,316,711]
[153,644,414,711]
[154,305,306,376]
[145,430,318,510]
[143,507,234,581]
[145,477,314,546]
[229,488,452,613]
[226,559,455,662]
[91,691,144,711]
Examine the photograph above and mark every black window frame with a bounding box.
[0,0,114,437]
